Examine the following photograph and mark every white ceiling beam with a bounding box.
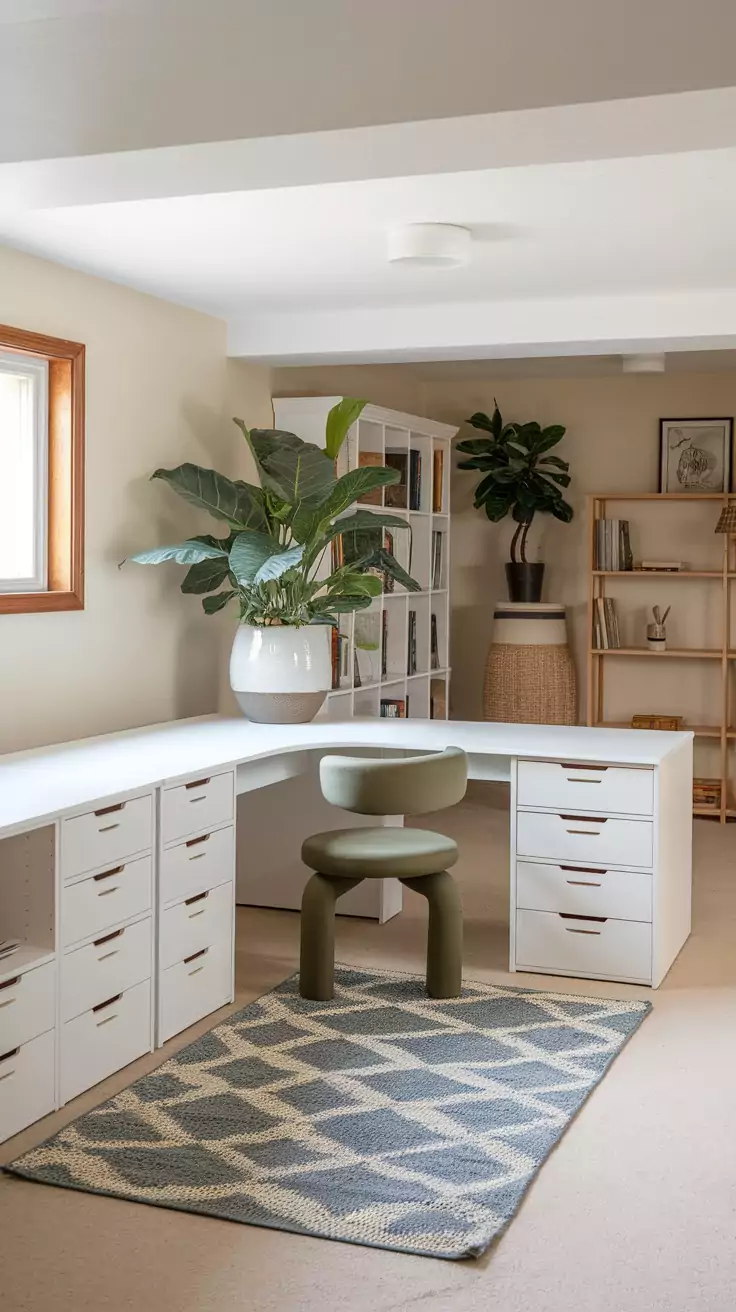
[227,290,736,366]
[2,88,736,212]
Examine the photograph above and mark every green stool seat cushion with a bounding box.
[301,827,459,880]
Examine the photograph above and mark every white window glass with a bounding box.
[0,352,48,592]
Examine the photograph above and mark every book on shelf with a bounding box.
[330,628,351,689]
[594,595,621,649]
[594,518,633,571]
[380,698,406,718]
[384,452,408,508]
[430,677,446,720]
[381,610,388,678]
[353,648,361,689]
[631,713,683,731]
[430,613,440,670]
[409,449,422,511]
[431,530,444,590]
[639,560,683,572]
[357,451,383,505]
[407,608,417,675]
[432,448,444,513]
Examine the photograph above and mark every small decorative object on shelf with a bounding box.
[646,605,670,651]
[660,417,732,493]
[693,778,721,810]
[714,503,736,536]
[631,713,683,731]
[456,400,572,603]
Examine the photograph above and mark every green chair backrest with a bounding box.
[319,747,468,817]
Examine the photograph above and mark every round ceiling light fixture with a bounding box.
[387,223,471,268]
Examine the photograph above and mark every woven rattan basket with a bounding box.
[484,603,577,725]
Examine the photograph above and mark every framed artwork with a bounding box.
[659,418,732,494]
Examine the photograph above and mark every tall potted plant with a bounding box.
[456,401,573,602]
[124,399,419,722]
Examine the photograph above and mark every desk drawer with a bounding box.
[516,908,651,983]
[61,794,153,879]
[159,880,232,971]
[62,855,152,948]
[160,825,234,907]
[517,760,653,816]
[516,861,652,922]
[517,810,653,869]
[0,961,56,1053]
[61,978,151,1104]
[0,1030,56,1144]
[62,918,152,1022]
[161,772,234,845]
[159,939,232,1044]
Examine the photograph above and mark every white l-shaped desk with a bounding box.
[0,715,693,1145]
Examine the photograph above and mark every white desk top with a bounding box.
[0,714,691,840]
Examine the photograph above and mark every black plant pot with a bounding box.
[505,562,545,603]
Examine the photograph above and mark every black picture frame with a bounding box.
[659,417,733,494]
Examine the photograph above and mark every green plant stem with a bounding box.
[509,520,523,564]
[519,515,533,564]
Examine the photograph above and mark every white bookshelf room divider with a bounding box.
[273,398,457,721]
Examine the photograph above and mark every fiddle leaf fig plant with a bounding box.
[456,400,573,562]
[123,399,420,625]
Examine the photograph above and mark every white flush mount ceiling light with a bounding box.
[622,353,666,373]
[387,223,471,268]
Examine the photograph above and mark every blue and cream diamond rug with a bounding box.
[6,967,650,1260]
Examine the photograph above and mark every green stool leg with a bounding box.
[300,871,363,1001]
[400,870,463,998]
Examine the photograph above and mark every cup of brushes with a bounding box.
[646,605,670,652]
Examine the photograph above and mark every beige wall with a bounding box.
[0,247,271,752]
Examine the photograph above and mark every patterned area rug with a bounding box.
[6,967,650,1260]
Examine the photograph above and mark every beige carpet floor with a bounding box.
[2,789,735,1311]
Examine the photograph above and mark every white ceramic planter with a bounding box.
[229,623,332,723]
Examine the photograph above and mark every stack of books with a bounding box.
[595,518,633,571]
[380,698,407,718]
[431,531,444,590]
[384,451,422,511]
[693,778,721,810]
[594,596,621,649]
[407,609,417,675]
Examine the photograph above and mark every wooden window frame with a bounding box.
[0,324,85,614]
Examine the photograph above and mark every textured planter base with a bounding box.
[234,690,327,724]
[505,562,545,602]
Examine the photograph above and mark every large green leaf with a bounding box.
[253,543,304,584]
[202,590,237,614]
[245,428,336,504]
[181,557,231,595]
[327,571,382,598]
[125,539,228,567]
[292,466,400,543]
[319,595,373,614]
[531,425,566,453]
[152,464,267,530]
[360,548,421,592]
[324,398,367,460]
[550,498,574,522]
[228,531,280,585]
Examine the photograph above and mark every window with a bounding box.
[0,325,85,613]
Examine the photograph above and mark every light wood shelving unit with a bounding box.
[587,492,736,823]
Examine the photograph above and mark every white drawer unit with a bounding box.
[0,1030,56,1144]
[161,771,235,845]
[159,880,232,971]
[61,854,152,948]
[516,809,653,870]
[159,938,233,1045]
[160,825,235,907]
[516,860,652,922]
[61,978,152,1105]
[517,760,654,817]
[0,961,56,1054]
[515,909,652,984]
[61,918,152,1023]
[61,793,153,879]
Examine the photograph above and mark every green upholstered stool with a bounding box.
[299,747,468,1001]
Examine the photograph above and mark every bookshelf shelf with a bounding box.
[273,397,456,723]
[587,492,736,823]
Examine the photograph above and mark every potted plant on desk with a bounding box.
[456,401,573,601]
[124,399,419,722]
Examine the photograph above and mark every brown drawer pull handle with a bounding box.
[94,802,125,817]
[566,828,602,836]
[183,947,208,965]
[559,912,608,923]
[185,891,209,906]
[0,975,20,992]
[565,778,601,784]
[93,928,124,947]
[0,1046,20,1063]
[93,993,122,1013]
[560,815,608,823]
[93,865,124,882]
[560,865,606,874]
[559,763,608,772]
[566,879,602,887]
[185,778,211,791]
[566,927,602,935]
[186,833,211,848]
